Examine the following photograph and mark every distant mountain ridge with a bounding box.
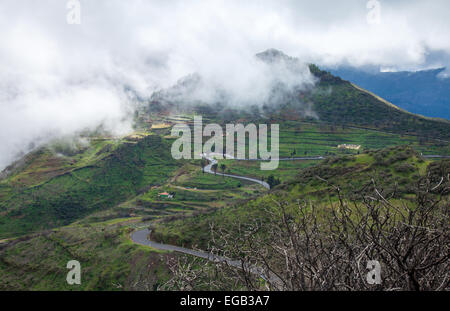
[327,66,450,120]
[143,49,450,141]
[254,50,450,141]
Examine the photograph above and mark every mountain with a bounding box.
[305,64,450,141]
[2,49,450,238]
[151,145,450,248]
[0,134,181,237]
[149,146,449,291]
[1,51,449,291]
[327,66,450,120]
[145,49,450,141]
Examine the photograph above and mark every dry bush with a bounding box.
[162,175,449,291]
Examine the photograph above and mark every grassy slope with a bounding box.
[278,121,449,156]
[192,62,450,143]
[0,134,182,238]
[187,64,450,157]
[0,133,266,291]
[1,59,450,289]
[219,159,320,183]
[307,65,450,141]
[0,218,174,291]
[152,146,450,249]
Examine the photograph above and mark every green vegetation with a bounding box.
[308,64,450,141]
[0,135,182,238]
[173,163,246,190]
[219,159,320,183]
[152,146,449,249]
[0,218,173,290]
[1,62,449,291]
[277,121,450,157]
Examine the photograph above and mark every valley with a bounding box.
[0,61,448,291]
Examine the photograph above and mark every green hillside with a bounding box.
[0,218,173,291]
[176,50,450,142]
[0,51,449,290]
[307,64,450,140]
[0,134,182,238]
[151,146,449,249]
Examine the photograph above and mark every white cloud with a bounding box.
[1,0,449,169]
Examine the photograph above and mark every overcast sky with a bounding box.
[1,0,450,169]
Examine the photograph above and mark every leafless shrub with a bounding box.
[159,254,247,291]
[163,175,449,291]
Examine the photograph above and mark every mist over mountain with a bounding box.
[142,49,450,144]
[328,67,450,120]
[2,0,450,170]
[1,1,449,294]
[147,49,317,118]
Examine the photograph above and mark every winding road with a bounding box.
[130,152,448,287]
[423,155,450,159]
[132,229,282,287]
[130,154,321,287]
[132,229,237,263]
[203,155,271,189]
[202,153,325,190]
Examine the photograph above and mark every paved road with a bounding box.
[423,155,450,159]
[203,155,271,189]
[130,154,321,287]
[234,156,325,161]
[131,229,282,288]
[202,154,326,190]
[131,152,449,289]
[130,154,323,285]
[132,229,235,261]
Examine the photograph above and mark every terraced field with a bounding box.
[0,113,448,291]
